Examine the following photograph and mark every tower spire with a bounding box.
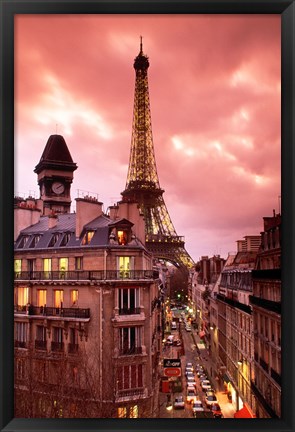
[122,43,194,269]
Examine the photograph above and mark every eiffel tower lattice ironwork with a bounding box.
[121,39,195,269]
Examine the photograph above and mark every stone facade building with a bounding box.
[250,212,281,418]
[14,135,162,418]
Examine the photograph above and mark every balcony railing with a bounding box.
[119,346,142,356]
[51,341,64,352]
[14,340,27,348]
[117,388,145,398]
[14,270,158,282]
[271,368,281,386]
[119,307,141,315]
[249,295,281,314]
[15,305,90,319]
[68,343,79,354]
[35,340,47,350]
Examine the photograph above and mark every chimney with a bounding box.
[109,205,119,220]
[48,213,58,229]
[14,205,41,241]
[75,197,103,238]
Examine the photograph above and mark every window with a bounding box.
[17,287,29,307]
[43,258,52,279]
[75,257,83,270]
[118,288,140,314]
[48,233,60,247]
[117,364,143,391]
[59,257,68,278]
[54,290,64,308]
[15,358,26,380]
[119,326,142,355]
[35,326,47,350]
[29,235,41,248]
[52,327,64,352]
[15,322,28,348]
[82,230,95,245]
[71,290,79,306]
[18,235,29,248]
[37,290,47,307]
[60,233,71,246]
[118,256,131,278]
[118,407,127,418]
[117,230,128,245]
[69,328,79,353]
[14,259,22,277]
[129,405,139,418]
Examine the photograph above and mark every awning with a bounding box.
[234,403,256,418]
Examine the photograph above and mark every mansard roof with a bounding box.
[34,134,77,173]
[14,213,143,251]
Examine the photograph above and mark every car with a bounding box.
[173,396,185,409]
[186,371,195,379]
[187,383,196,392]
[205,391,218,408]
[173,339,181,346]
[186,389,197,404]
[196,369,205,377]
[186,362,194,370]
[185,367,194,375]
[198,374,208,381]
[192,399,205,416]
[185,326,192,332]
[201,380,212,391]
[211,403,223,418]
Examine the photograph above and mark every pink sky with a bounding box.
[14,14,281,262]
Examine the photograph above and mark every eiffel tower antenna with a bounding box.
[121,42,194,269]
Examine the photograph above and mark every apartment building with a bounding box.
[250,212,281,418]
[14,135,162,418]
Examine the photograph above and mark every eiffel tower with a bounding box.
[121,39,195,269]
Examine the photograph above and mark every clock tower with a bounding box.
[34,134,77,215]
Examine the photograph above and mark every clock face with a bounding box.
[52,181,65,195]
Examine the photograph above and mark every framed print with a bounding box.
[0,1,294,432]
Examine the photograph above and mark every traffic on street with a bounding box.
[159,306,235,418]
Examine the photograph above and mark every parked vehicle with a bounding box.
[201,380,212,391]
[174,396,185,409]
[211,403,223,418]
[171,321,177,330]
[205,391,218,408]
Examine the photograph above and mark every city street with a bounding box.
[158,311,235,419]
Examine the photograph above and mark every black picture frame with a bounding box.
[0,1,294,431]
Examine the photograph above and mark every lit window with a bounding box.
[71,290,78,306]
[117,230,127,245]
[17,287,29,306]
[129,405,139,418]
[75,257,83,270]
[82,231,95,245]
[37,290,47,307]
[54,290,63,308]
[118,407,127,418]
[14,259,22,277]
[43,258,52,279]
[119,256,130,278]
[59,258,68,278]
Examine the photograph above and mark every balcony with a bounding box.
[14,269,158,282]
[271,368,281,386]
[51,341,64,352]
[119,307,141,315]
[15,305,90,319]
[35,340,47,350]
[14,340,27,348]
[249,295,281,314]
[119,346,142,356]
[68,343,79,354]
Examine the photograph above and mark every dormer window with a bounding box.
[17,235,30,249]
[60,232,71,246]
[118,230,128,245]
[48,233,60,247]
[82,230,95,245]
[29,235,41,248]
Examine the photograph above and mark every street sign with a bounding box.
[163,358,181,368]
[164,367,181,377]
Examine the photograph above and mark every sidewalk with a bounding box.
[191,328,236,418]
